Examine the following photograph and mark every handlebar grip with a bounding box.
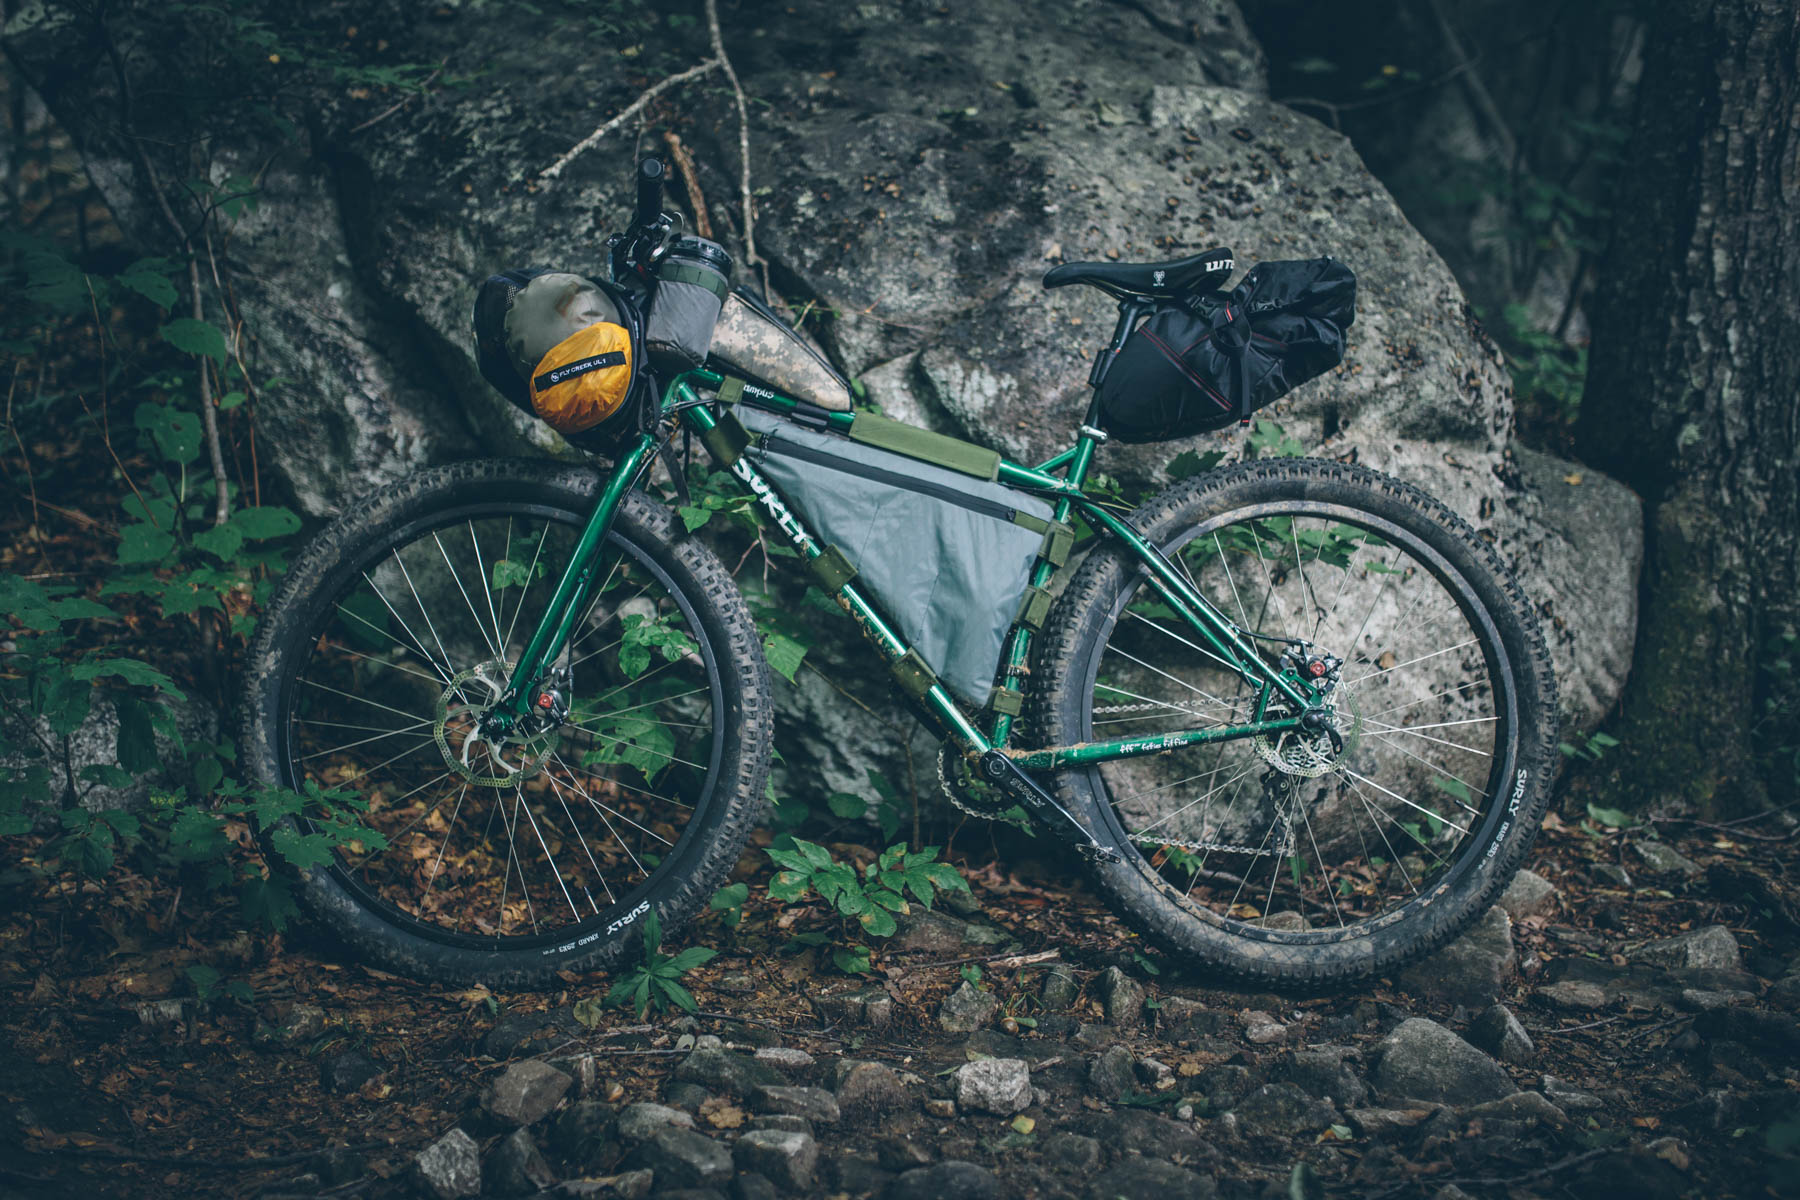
[634,158,666,227]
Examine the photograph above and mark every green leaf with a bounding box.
[858,906,897,937]
[768,871,810,902]
[117,522,178,566]
[832,946,873,974]
[240,875,298,930]
[572,995,608,1028]
[710,882,749,911]
[115,258,179,308]
[678,505,714,532]
[230,506,301,540]
[187,964,222,1000]
[134,400,203,465]
[657,977,699,1014]
[268,826,338,871]
[827,792,866,819]
[663,945,717,973]
[192,523,245,561]
[218,390,247,411]
[761,631,807,683]
[71,657,187,701]
[1585,802,1636,829]
[159,318,229,363]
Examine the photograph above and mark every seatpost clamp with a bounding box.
[1078,424,1110,443]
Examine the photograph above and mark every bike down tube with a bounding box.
[677,390,994,754]
[493,431,660,729]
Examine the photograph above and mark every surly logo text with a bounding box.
[1486,768,1530,860]
[732,457,816,550]
[605,899,649,935]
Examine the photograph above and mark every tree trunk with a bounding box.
[1578,0,1800,814]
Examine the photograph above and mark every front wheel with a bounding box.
[239,459,772,988]
[1031,458,1556,990]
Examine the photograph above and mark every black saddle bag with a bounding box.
[1095,257,1356,443]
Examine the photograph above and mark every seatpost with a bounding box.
[1083,296,1151,426]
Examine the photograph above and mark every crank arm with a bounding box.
[978,751,1120,864]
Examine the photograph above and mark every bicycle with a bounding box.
[240,159,1556,990]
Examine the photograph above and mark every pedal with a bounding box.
[977,751,1121,864]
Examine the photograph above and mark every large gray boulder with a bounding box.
[10,0,1637,815]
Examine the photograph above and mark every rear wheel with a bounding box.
[240,459,771,987]
[1032,458,1555,989]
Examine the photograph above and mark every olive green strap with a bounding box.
[847,412,1001,481]
[701,411,750,466]
[1041,521,1076,567]
[808,545,857,593]
[1015,585,1054,631]
[658,263,730,301]
[716,376,745,407]
[987,686,1024,717]
[889,650,939,702]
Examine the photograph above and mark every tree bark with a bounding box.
[1578,0,1800,813]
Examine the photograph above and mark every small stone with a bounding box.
[1463,1091,1567,1127]
[1135,1056,1174,1089]
[877,1136,934,1170]
[890,908,1009,954]
[1536,979,1609,1010]
[937,981,1000,1033]
[734,1127,818,1191]
[1497,869,1558,921]
[1088,1158,1218,1199]
[1040,963,1080,1010]
[482,1059,573,1126]
[1098,966,1146,1028]
[1647,1136,1691,1171]
[1231,1082,1338,1138]
[814,986,895,1029]
[884,1160,1000,1200]
[1280,1046,1368,1106]
[1347,1106,1439,1137]
[616,1101,696,1141]
[320,1050,383,1095]
[1088,1044,1137,1101]
[663,1080,710,1111]
[754,1046,815,1072]
[623,1126,733,1189]
[1630,925,1742,971]
[733,1172,779,1200]
[485,1128,557,1196]
[312,1146,365,1186]
[923,1097,956,1118]
[1591,862,1633,889]
[751,1084,840,1125]
[834,1060,909,1117]
[673,1046,785,1096]
[750,1113,812,1135]
[1041,1131,1101,1170]
[412,1128,480,1200]
[1632,840,1702,876]
[1372,1018,1516,1106]
[1242,1010,1288,1044]
[1467,1004,1535,1063]
[257,1003,325,1046]
[953,1057,1032,1116]
[1540,1075,1603,1111]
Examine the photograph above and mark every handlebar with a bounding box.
[634,157,666,230]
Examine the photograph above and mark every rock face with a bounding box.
[11,0,1638,813]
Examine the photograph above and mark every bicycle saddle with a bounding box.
[1043,247,1235,298]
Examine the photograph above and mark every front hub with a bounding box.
[433,659,562,788]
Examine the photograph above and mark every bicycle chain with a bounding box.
[1128,833,1273,857]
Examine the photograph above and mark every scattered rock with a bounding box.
[1535,979,1610,1011]
[616,1101,696,1141]
[1591,863,1633,889]
[1088,1158,1217,1200]
[480,1008,585,1060]
[412,1128,481,1200]
[1075,1108,1215,1166]
[923,1097,955,1118]
[884,1160,1000,1200]
[1154,995,1225,1042]
[673,1046,785,1096]
[1087,1044,1137,1102]
[937,981,1000,1033]
[623,1126,733,1190]
[1497,869,1559,921]
[1541,1075,1603,1111]
[953,1057,1032,1116]
[750,1085,840,1125]
[1135,1056,1174,1089]
[1039,963,1080,1010]
[1231,1082,1339,1138]
[551,1100,619,1166]
[1630,926,1742,971]
[482,1059,573,1126]
[1098,966,1146,1028]
[1467,1004,1536,1063]
[734,1127,819,1192]
[833,1060,909,1118]
[813,987,895,1030]
[320,1050,383,1095]
[753,1047,815,1072]
[1242,1010,1288,1044]
[1372,1018,1517,1106]
[485,1128,557,1196]
[255,1003,325,1047]
[1040,1131,1102,1170]
[750,1114,813,1136]
[1633,840,1703,876]
[1398,906,1516,1007]
[732,1173,779,1200]
[1280,1046,1369,1106]
[890,908,1009,954]
[1347,1106,1441,1137]
[1463,1091,1567,1127]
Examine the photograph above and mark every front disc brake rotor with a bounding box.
[433,659,559,788]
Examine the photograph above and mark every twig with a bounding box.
[538,58,722,182]
[1527,1014,1625,1034]
[663,131,713,239]
[74,393,157,531]
[895,949,1060,972]
[1423,0,1517,165]
[3,363,39,531]
[348,59,447,134]
[704,0,765,295]
[187,257,230,527]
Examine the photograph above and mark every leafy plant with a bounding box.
[1559,729,1620,763]
[1245,418,1305,459]
[586,910,716,1019]
[766,839,969,973]
[709,882,749,928]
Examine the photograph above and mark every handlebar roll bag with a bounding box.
[472,268,647,449]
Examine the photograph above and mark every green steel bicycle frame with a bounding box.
[490,368,1319,765]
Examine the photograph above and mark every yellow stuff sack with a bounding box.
[528,321,635,434]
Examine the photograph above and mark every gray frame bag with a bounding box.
[735,407,1062,706]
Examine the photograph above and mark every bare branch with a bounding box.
[662,130,713,239]
[706,0,761,286]
[538,58,721,183]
